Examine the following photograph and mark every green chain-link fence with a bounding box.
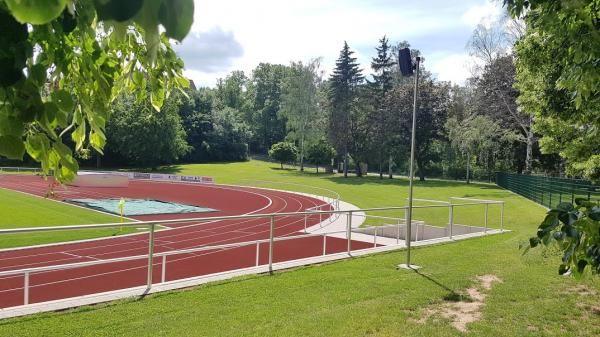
[496,172,599,209]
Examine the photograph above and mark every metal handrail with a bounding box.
[0,198,506,307]
[0,230,351,278]
[0,202,501,235]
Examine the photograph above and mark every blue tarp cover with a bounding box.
[67,198,216,216]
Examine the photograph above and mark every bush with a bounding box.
[268,142,298,169]
[306,139,336,173]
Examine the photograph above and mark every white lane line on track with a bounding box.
[62,252,100,261]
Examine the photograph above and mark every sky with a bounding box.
[173,0,505,88]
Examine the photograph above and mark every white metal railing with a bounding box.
[0,199,505,308]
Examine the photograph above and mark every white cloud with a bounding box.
[461,1,503,28]
[174,27,243,73]
[428,53,472,84]
[180,0,503,87]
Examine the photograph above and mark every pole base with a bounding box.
[397,263,421,270]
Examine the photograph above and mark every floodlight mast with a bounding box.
[406,56,420,267]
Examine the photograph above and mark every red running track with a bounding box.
[0,175,371,309]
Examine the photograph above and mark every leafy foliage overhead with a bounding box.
[527,199,600,278]
[0,0,194,181]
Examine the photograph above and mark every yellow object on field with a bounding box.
[118,197,126,224]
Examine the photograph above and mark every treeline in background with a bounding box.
[2,18,565,182]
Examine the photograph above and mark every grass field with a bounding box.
[0,188,135,249]
[1,160,599,336]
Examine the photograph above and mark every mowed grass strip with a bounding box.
[2,160,600,336]
[0,188,132,249]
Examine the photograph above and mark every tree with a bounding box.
[203,107,252,161]
[369,36,396,179]
[268,141,298,169]
[475,55,534,174]
[247,63,291,153]
[0,0,193,182]
[279,59,323,171]
[328,42,364,177]
[306,139,336,173]
[505,0,600,278]
[446,116,521,183]
[388,78,450,181]
[505,0,600,181]
[106,92,190,168]
[178,88,251,162]
[468,22,534,174]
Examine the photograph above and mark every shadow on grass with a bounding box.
[412,269,467,302]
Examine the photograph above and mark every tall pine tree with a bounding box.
[328,42,364,177]
[369,36,396,178]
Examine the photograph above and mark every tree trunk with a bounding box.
[416,158,425,181]
[96,153,101,169]
[466,152,471,184]
[388,154,393,179]
[280,162,283,169]
[316,164,319,173]
[524,118,533,174]
[379,159,383,179]
[343,151,348,178]
[300,128,305,172]
[356,161,362,177]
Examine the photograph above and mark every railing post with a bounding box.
[500,203,505,232]
[374,227,378,248]
[397,216,401,245]
[484,203,489,233]
[147,223,155,289]
[23,271,29,305]
[322,234,327,255]
[448,205,454,239]
[255,241,260,266]
[161,255,167,283]
[268,215,275,274]
[347,211,353,255]
[304,214,308,233]
[319,207,323,225]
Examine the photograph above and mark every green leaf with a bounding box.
[51,90,74,113]
[71,121,86,151]
[529,237,540,248]
[5,0,67,25]
[158,0,194,41]
[94,0,144,22]
[25,134,50,162]
[0,135,25,159]
[556,202,574,212]
[30,64,47,86]
[577,259,588,274]
[589,206,600,221]
[0,114,24,137]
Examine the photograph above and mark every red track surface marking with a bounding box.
[0,175,371,308]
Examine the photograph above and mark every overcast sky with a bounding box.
[173,0,505,88]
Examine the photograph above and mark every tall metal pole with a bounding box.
[405,56,421,267]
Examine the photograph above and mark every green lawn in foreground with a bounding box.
[2,160,599,336]
[0,187,134,249]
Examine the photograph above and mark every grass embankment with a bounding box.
[2,160,600,336]
[0,188,133,249]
